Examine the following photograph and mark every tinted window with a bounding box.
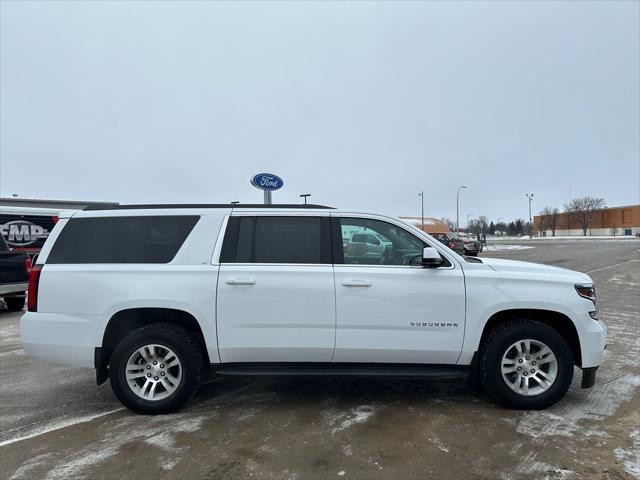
[47,216,199,264]
[337,218,426,266]
[220,216,330,264]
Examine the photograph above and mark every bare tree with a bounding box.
[477,216,489,234]
[540,206,561,236]
[564,196,606,236]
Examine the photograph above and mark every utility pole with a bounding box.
[526,193,534,235]
[456,186,467,234]
[418,191,424,231]
[300,194,311,205]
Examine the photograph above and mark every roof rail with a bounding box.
[83,203,334,211]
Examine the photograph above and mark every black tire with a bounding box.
[4,297,25,312]
[109,323,204,414]
[479,319,573,410]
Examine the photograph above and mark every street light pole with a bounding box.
[418,191,424,230]
[300,193,311,205]
[526,193,534,234]
[456,186,467,234]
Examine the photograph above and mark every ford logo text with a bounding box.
[250,173,284,191]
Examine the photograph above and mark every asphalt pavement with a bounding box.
[1,239,638,480]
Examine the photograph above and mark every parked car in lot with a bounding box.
[463,237,483,256]
[431,232,465,255]
[433,231,482,256]
[21,204,606,414]
[0,233,30,311]
[345,231,392,258]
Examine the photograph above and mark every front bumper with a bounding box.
[578,312,607,368]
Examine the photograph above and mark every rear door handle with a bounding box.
[225,277,256,285]
[341,279,372,287]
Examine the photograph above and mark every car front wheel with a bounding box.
[479,319,573,409]
[109,323,204,414]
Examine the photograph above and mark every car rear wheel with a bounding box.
[4,297,25,312]
[109,323,204,414]
[479,319,573,409]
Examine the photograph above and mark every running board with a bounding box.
[211,363,469,380]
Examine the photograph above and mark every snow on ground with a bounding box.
[483,244,534,251]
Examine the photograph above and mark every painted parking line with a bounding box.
[587,258,640,274]
[0,408,125,447]
[0,348,24,357]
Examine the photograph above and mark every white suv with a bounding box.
[21,204,606,414]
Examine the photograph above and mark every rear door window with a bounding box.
[47,216,199,264]
[220,216,331,264]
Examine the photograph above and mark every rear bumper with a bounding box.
[20,312,97,368]
[0,282,27,296]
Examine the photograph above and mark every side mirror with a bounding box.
[422,247,443,268]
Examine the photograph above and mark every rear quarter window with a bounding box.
[46,216,199,264]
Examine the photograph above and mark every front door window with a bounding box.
[339,218,425,266]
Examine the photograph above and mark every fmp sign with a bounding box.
[250,173,283,204]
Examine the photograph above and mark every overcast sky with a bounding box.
[1,1,638,222]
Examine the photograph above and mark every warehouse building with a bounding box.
[534,204,640,237]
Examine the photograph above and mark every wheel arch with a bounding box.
[96,307,210,385]
[477,308,582,367]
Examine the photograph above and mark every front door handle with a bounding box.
[341,279,372,287]
[225,277,256,285]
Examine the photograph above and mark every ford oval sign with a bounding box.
[250,173,283,191]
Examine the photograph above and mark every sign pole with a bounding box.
[264,191,272,205]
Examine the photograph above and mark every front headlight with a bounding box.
[575,284,597,306]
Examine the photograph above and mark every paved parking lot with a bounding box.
[1,240,638,480]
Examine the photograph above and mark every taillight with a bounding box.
[27,265,42,312]
[448,242,456,248]
[25,256,32,273]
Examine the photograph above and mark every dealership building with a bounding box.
[533,204,640,237]
[0,197,118,253]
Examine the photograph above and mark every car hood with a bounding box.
[479,257,592,283]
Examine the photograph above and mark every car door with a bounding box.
[216,214,336,363]
[332,215,466,364]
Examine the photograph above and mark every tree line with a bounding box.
[444,196,606,237]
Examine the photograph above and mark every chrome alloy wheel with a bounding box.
[125,344,182,401]
[501,339,558,396]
